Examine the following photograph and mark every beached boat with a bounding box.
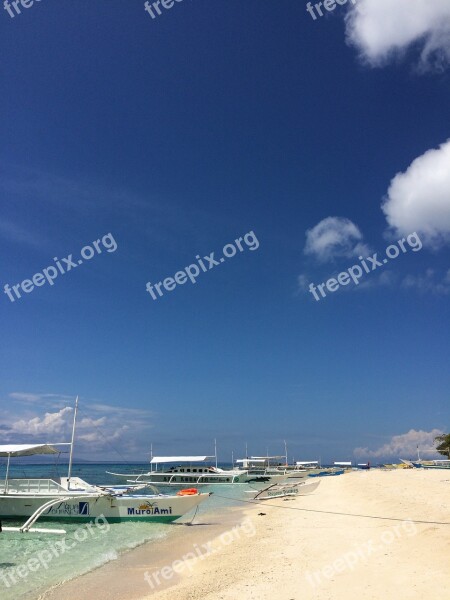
[401,447,450,469]
[108,455,250,486]
[412,460,450,470]
[0,465,209,523]
[0,401,210,524]
[293,461,320,470]
[251,479,321,500]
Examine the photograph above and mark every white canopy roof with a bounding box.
[296,461,319,465]
[334,461,352,466]
[150,456,215,464]
[250,456,285,460]
[0,444,61,458]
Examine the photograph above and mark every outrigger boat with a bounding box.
[0,400,210,525]
[235,456,295,482]
[411,460,450,470]
[108,455,249,486]
[249,479,321,501]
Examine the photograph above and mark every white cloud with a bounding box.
[304,217,370,262]
[354,428,443,459]
[382,140,450,246]
[402,268,450,294]
[345,0,450,70]
[78,416,107,429]
[9,392,74,404]
[78,425,129,444]
[297,274,310,292]
[9,392,43,403]
[1,396,154,459]
[10,407,73,436]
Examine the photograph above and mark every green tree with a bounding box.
[435,433,450,459]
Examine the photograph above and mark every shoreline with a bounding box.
[38,495,254,600]
[38,470,450,600]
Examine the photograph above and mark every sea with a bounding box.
[0,462,251,600]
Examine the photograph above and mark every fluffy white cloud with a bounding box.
[10,407,73,436]
[345,0,450,70]
[382,140,450,246]
[354,428,443,459]
[304,217,370,262]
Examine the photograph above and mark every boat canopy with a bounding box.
[0,444,61,458]
[150,456,215,464]
[334,461,352,466]
[250,456,285,460]
[296,461,319,465]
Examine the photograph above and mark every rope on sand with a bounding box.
[211,493,450,526]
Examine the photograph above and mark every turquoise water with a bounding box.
[0,463,250,600]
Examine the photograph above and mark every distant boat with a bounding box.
[409,460,450,469]
[109,455,249,486]
[235,456,303,482]
[402,446,450,469]
[308,468,345,478]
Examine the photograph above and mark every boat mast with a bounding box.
[5,452,11,493]
[284,440,288,466]
[67,396,79,484]
[214,439,218,468]
[150,443,154,473]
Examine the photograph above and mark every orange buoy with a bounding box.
[177,488,198,496]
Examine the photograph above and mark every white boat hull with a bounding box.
[253,479,320,500]
[0,492,209,523]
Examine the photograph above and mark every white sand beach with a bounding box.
[42,469,450,600]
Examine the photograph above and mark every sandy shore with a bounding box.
[41,470,450,600]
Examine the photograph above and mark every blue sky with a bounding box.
[0,0,449,463]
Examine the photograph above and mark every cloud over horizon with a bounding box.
[1,395,154,459]
[354,428,443,459]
